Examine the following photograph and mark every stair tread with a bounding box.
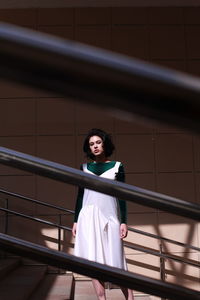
[0,265,47,300]
[74,281,154,300]
[30,273,74,300]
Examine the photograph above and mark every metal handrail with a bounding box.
[0,233,199,300]
[0,207,71,231]
[128,227,200,252]
[0,23,200,133]
[0,147,200,221]
[124,242,200,269]
[1,187,200,253]
[0,188,74,214]
[1,204,199,270]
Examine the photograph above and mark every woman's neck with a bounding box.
[94,155,109,163]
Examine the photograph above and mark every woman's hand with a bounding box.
[120,223,128,239]
[72,223,77,237]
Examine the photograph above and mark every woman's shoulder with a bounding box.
[114,161,124,167]
[79,163,87,170]
[80,162,92,171]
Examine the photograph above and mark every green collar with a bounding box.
[87,161,116,176]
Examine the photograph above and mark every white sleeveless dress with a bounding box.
[74,161,127,270]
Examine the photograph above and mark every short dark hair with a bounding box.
[83,128,115,160]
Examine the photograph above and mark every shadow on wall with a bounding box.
[0,177,76,253]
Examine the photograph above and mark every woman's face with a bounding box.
[89,135,104,158]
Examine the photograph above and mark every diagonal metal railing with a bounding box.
[1,205,199,270]
[0,233,200,300]
[1,187,199,270]
[0,22,200,133]
[0,188,74,215]
[0,146,200,221]
[1,187,199,253]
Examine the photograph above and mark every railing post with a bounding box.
[58,214,61,252]
[4,198,9,235]
[1,198,9,258]
[58,214,65,274]
[160,243,166,300]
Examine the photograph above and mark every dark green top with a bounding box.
[74,161,127,224]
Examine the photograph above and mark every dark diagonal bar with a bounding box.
[0,23,200,132]
[0,146,200,221]
[0,233,199,300]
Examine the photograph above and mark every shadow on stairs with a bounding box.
[0,256,75,300]
[0,256,161,300]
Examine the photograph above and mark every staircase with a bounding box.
[0,257,75,300]
[73,279,157,300]
[0,257,157,300]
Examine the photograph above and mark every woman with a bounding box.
[72,128,134,300]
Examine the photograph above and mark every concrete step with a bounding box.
[0,265,47,300]
[74,280,160,300]
[0,258,21,280]
[30,273,75,300]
